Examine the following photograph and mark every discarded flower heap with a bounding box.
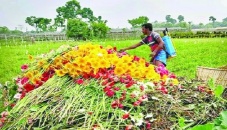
[1,43,179,129]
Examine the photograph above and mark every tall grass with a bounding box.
[0,38,226,84]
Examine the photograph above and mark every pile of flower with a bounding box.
[0,43,226,129]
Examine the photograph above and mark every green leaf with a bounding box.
[214,85,224,98]
[220,111,227,127]
[178,117,186,128]
[190,123,214,130]
[18,118,27,125]
[30,105,40,112]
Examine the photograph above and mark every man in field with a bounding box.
[119,23,167,66]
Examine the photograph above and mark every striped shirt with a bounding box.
[140,32,161,51]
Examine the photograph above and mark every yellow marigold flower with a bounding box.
[64,63,73,70]
[131,70,141,79]
[111,58,120,66]
[172,79,179,85]
[91,60,100,70]
[121,55,133,63]
[114,67,125,76]
[162,75,168,81]
[99,59,110,68]
[37,60,47,67]
[55,69,66,77]
[25,71,34,79]
[31,77,40,84]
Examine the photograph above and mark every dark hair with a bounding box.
[142,23,153,31]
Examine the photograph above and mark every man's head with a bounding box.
[142,23,153,35]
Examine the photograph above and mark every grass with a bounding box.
[0,38,227,84]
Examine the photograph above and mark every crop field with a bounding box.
[0,38,227,129]
[0,38,226,84]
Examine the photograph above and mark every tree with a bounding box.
[55,0,81,28]
[223,17,227,22]
[0,26,9,34]
[90,22,109,38]
[95,16,107,23]
[199,23,204,28]
[36,18,52,31]
[26,16,52,31]
[177,15,184,22]
[165,15,177,24]
[188,21,192,31]
[209,16,216,27]
[25,16,38,30]
[66,19,89,40]
[56,0,81,19]
[128,16,149,28]
[78,7,96,22]
[176,21,187,28]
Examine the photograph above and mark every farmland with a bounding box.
[0,38,227,129]
[0,38,227,83]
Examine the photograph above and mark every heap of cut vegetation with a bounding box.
[0,43,226,130]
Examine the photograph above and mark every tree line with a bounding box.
[1,0,227,39]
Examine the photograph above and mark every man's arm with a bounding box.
[119,42,143,52]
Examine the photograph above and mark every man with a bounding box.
[119,23,167,66]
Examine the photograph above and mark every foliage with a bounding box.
[189,111,227,130]
[66,19,89,40]
[128,16,149,28]
[166,15,177,24]
[90,22,110,38]
[25,16,52,32]
[56,0,81,20]
[177,15,185,22]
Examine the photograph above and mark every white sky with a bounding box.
[0,0,227,31]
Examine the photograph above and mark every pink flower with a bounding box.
[106,89,115,97]
[125,125,133,130]
[146,122,151,129]
[122,113,130,119]
[1,111,8,118]
[133,101,141,107]
[111,100,119,109]
[21,64,28,71]
[21,77,29,85]
[75,79,84,85]
[140,85,145,91]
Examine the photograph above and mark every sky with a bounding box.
[0,0,227,31]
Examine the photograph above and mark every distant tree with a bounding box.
[199,23,204,28]
[66,19,89,40]
[25,16,38,30]
[90,22,109,38]
[95,16,107,23]
[56,0,81,19]
[223,17,227,22]
[176,21,187,28]
[54,17,65,27]
[188,21,192,31]
[165,15,177,24]
[37,18,52,31]
[177,15,184,22]
[25,16,52,31]
[0,26,9,34]
[209,16,216,27]
[78,7,96,22]
[128,16,149,28]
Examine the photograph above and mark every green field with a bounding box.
[0,38,226,84]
